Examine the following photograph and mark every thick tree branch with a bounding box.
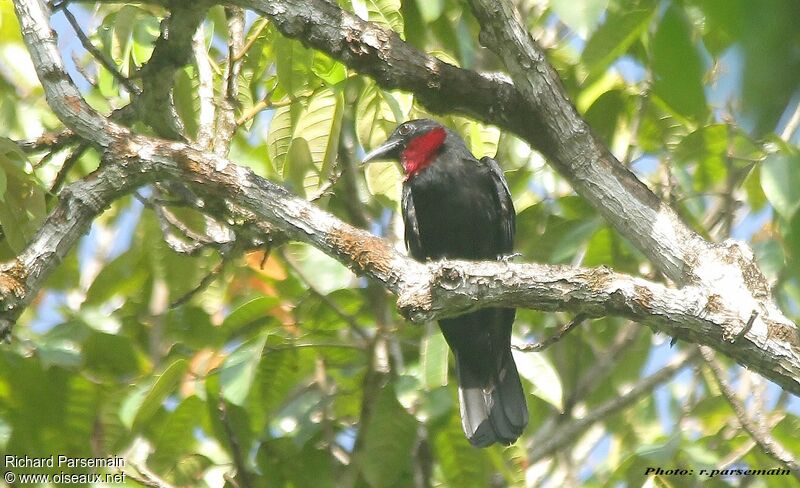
[135,1,211,140]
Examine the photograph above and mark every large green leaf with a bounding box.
[512,349,563,412]
[652,6,708,122]
[147,395,205,472]
[356,82,410,151]
[420,324,449,389]
[122,359,188,432]
[581,7,655,77]
[220,331,269,405]
[82,330,143,380]
[357,82,411,203]
[354,0,404,37]
[266,103,295,175]
[761,153,800,220]
[222,296,280,331]
[354,386,418,487]
[268,87,343,198]
[432,411,490,487]
[414,0,444,23]
[274,35,316,98]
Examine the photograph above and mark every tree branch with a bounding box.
[135,1,212,140]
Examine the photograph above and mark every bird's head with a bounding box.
[362,119,448,178]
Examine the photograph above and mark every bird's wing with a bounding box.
[401,184,425,260]
[480,156,516,252]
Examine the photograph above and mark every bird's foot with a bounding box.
[500,253,522,264]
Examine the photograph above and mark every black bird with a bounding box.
[363,119,528,447]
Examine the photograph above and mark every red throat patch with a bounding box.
[401,127,446,179]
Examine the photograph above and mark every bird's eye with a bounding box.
[398,124,411,136]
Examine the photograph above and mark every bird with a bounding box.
[362,118,528,447]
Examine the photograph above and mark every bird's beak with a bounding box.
[361,139,402,165]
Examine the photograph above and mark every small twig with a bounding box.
[235,96,289,126]
[258,246,272,269]
[61,6,141,95]
[49,142,88,194]
[17,129,76,153]
[233,17,269,62]
[218,398,252,488]
[513,313,588,352]
[33,144,68,170]
[734,310,758,343]
[169,258,226,309]
[700,346,800,477]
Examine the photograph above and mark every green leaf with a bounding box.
[420,324,449,389]
[432,411,489,487]
[356,82,411,151]
[364,162,402,205]
[220,332,269,405]
[652,6,708,122]
[581,8,655,77]
[266,103,295,175]
[354,386,417,487]
[512,349,563,412]
[84,248,148,305]
[0,137,45,253]
[82,330,142,379]
[274,36,315,98]
[253,336,315,417]
[761,153,800,220]
[127,359,188,432]
[268,87,343,198]
[312,51,347,85]
[453,117,501,159]
[362,0,404,37]
[290,86,344,198]
[285,136,315,197]
[148,396,204,472]
[63,375,99,455]
[222,296,280,331]
[357,82,412,203]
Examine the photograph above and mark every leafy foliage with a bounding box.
[1,0,799,486]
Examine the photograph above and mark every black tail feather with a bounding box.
[455,348,528,447]
[440,308,528,447]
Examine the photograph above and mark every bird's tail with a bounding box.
[441,308,528,447]
[455,347,528,447]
